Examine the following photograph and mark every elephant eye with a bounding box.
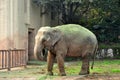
[42,38,46,43]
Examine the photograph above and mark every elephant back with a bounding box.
[55,24,96,40]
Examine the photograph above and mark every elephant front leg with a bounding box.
[47,51,55,75]
[56,54,66,76]
[79,56,90,75]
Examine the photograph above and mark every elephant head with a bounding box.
[34,27,61,60]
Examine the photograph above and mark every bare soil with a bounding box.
[0,74,120,80]
[0,74,119,80]
[54,74,120,80]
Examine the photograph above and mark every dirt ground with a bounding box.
[0,74,120,80]
[54,74,120,80]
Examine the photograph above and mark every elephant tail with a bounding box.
[91,44,98,69]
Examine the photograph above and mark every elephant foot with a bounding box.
[79,71,89,75]
[47,71,53,76]
[59,73,66,76]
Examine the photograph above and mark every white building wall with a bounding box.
[0,0,27,50]
[0,0,11,49]
[0,0,40,49]
[0,0,52,60]
[0,0,55,60]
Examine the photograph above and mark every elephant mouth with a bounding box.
[41,49,45,57]
[41,49,47,60]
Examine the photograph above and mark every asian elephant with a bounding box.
[34,24,98,76]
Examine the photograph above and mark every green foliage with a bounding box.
[99,43,120,49]
[84,0,120,26]
[85,0,120,43]
[32,0,120,43]
[32,0,92,24]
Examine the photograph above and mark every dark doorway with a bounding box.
[28,28,35,60]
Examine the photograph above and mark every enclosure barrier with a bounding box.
[96,48,120,59]
[0,49,26,71]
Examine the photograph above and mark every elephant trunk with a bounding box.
[34,45,45,61]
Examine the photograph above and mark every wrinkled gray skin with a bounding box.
[34,24,98,76]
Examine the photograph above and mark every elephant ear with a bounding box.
[50,28,61,46]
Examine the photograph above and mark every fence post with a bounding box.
[2,51,4,69]
[8,49,11,71]
[24,50,27,68]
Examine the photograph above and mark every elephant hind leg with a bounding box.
[79,54,90,75]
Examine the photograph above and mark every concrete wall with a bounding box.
[0,0,52,60]
[0,0,9,49]
[0,0,27,50]
[0,0,14,49]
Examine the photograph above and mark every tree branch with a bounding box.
[73,3,80,15]
[81,2,91,15]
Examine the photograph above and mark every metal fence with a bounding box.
[0,49,26,71]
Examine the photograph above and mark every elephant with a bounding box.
[34,24,98,76]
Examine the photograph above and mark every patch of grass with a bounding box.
[0,60,120,79]
[53,60,120,75]
[37,75,57,80]
[65,65,80,75]
[90,60,120,74]
[0,62,47,78]
[111,69,120,73]
[37,75,48,80]
[27,60,46,65]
